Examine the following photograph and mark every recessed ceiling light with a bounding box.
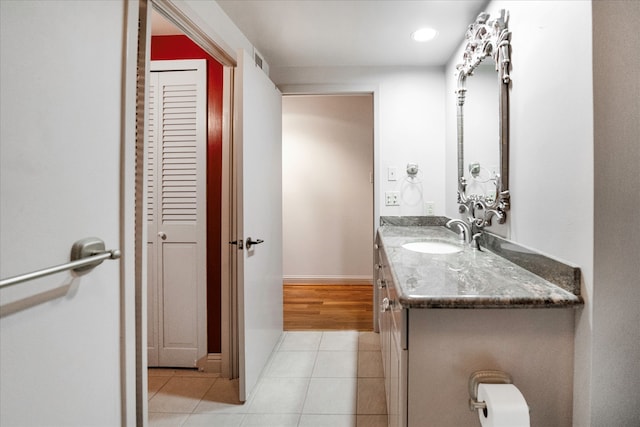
[411,27,438,42]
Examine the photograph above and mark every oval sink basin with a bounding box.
[402,241,462,255]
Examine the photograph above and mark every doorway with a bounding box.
[137,2,237,421]
[148,15,225,369]
[282,94,375,329]
[140,0,237,376]
[139,2,285,418]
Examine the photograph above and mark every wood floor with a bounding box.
[283,284,374,331]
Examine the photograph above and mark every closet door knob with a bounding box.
[158,232,167,240]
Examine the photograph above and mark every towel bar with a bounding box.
[0,237,120,289]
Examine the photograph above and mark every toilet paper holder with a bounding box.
[468,370,513,412]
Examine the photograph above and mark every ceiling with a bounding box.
[215,0,489,68]
[152,1,489,69]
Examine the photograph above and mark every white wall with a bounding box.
[445,1,600,424]
[275,67,447,224]
[282,95,374,282]
[592,1,640,425]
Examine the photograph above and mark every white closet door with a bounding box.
[147,60,207,368]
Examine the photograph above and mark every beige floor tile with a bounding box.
[173,369,221,378]
[303,378,358,414]
[148,368,179,377]
[148,375,171,400]
[241,413,300,426]
[146,330,387,424]
[357,378,387,415]
[247,377,310,414]
[312,351,358,378]
[149,376,216,413]
[279,331,323,351]
[299,414,357,426]
[358,351,384,378]
[148,411,190,426]
[319,331,359,351]
[356,414,388,427]
[358,332,381,351]
[265,351,317,378]
[183,413,244,426]
[193,378,246,414]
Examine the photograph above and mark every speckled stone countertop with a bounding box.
[377,222,584,309]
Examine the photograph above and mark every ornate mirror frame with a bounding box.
[456,9,511,228]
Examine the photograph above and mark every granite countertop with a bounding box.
[377,223,584,309]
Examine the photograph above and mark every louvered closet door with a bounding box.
[147,60,207,368]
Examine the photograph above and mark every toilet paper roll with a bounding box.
[477,383,530,427]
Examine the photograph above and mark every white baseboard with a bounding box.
[197,353,222,373]
[283,275,373,285]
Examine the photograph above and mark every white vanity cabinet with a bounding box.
[375,241,407,427]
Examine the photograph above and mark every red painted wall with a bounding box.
[151,35,223,353]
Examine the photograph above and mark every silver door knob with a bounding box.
[158,232,167,240]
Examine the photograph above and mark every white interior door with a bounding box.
[0,1,135,424]
[147,60,207,368]
[235,50,283,400]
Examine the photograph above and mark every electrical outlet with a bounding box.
[385,192,400,206]
[425,201,435,215]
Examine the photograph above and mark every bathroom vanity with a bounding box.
[374,217,583,427]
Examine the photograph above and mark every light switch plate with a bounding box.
[388,167,397,181]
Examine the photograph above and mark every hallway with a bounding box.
[148,331,387,426]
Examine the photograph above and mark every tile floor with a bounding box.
[148,331,387,427]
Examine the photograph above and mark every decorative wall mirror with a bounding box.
[456,9,511,228]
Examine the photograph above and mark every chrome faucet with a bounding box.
[446,219,471,243]
[446,219,482,249]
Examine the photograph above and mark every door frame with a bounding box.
[134,0,238,423]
